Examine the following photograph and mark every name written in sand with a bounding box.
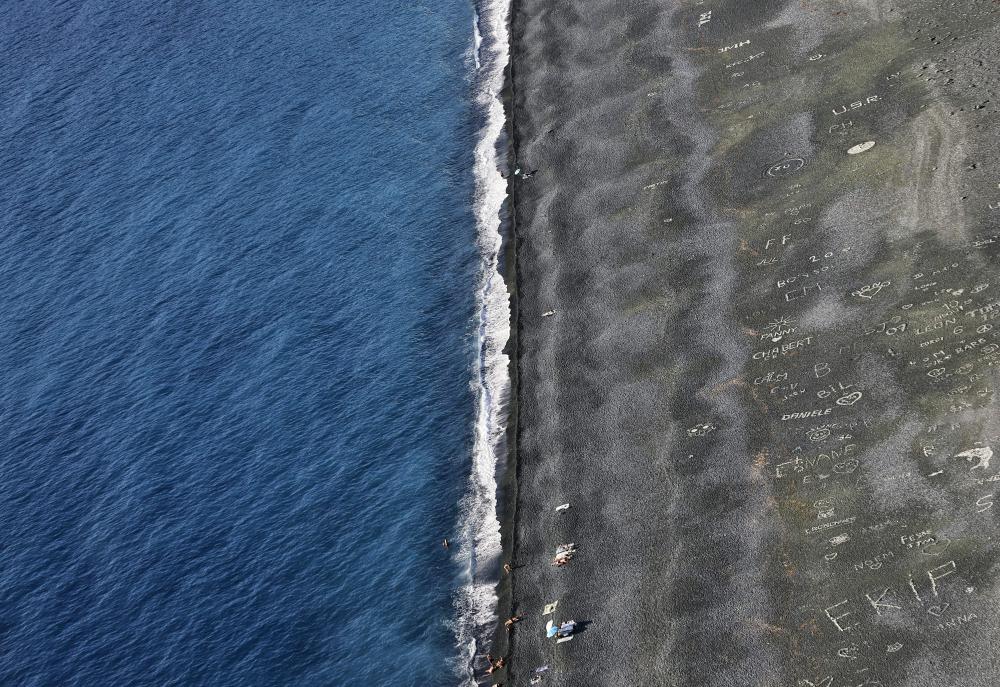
[719,35,1000,679]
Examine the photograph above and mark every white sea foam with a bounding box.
[472,11,482,70]
[452,0,511,683]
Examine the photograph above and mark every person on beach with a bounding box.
[552,552,573,566]
[503,562,512,575]
[504,615,522,629]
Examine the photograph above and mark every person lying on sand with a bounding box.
[504,615,523,629]
[486,656,506,674]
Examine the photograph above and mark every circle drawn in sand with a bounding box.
[847,141,876,155]
[766,158,805,177]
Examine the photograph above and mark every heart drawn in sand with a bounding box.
[852,281,891,299]
[833,459,860,474]
[836,391,863,406]
[926,603,950,617]
[921,537,951,557]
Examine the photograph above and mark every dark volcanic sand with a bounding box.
[491,0,1000,685]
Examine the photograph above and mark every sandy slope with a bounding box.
[495,0,1000,685]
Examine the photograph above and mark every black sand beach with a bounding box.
[491,0,1000,684]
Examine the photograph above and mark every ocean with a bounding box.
[0,1,509,685]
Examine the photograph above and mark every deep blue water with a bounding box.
[0,2,480,685]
